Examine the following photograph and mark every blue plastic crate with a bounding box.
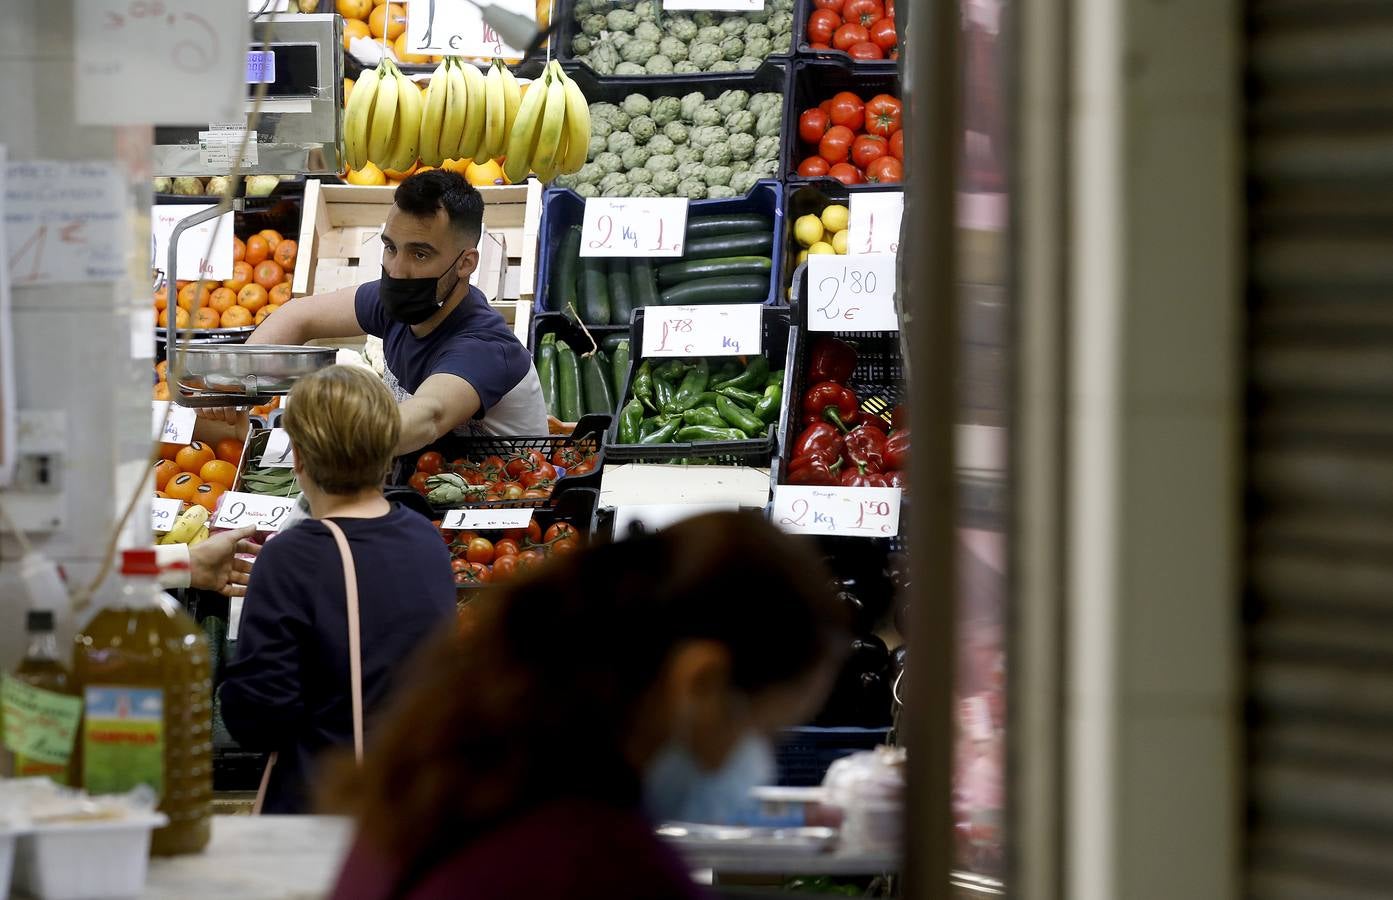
[775,726,892,787]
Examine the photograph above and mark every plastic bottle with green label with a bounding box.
[73,548,212,856]
[2,610,78,783]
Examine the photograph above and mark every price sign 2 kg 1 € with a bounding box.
[641,304,763,358]
[805,253,899,332]
[212,491,296,531]
[771,485,902,537]
[580,197,688,258]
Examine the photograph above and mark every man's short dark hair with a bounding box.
[393,170,484,244]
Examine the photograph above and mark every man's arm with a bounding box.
[246,285,366,345]
[396,372,481,455]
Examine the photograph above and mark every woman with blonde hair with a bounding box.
[220,364,456,814]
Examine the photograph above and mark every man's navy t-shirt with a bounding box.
[355,282,547,436]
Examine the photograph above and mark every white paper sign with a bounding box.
[152,401,197,444]
[848,192,903,255]
[612,502,738,538]
[75,0,248,126]
[664,0,765,10]
[3,161,125,285]
[407,0,537,58]
[258,428,295,468]
[806,253,898,332]
[152,204,234,281]
[441,507,535,530]
[151,496,183,533]
[580,198,688,258]
[771,485,902,537]
[641,305,763,358]
[212,490,296,531]
[198,128,259,170]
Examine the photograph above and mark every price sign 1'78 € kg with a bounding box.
[580,197,689,257]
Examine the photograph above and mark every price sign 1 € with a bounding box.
[212,491,297,531]
[152,401,197,445]
[847,191,903,256]
[258,428,295,468]
[151,497,183,534]
[641,304,763,358]
[441,507,535,530]
[580,197,688,258]
[771,485,902,537]
[805,253,898,332]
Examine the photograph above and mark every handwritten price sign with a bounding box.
[847,191,903,256]
[641,304,763,358]
[806,253,898,332]
[212,491,296,531]
[407,0,536,58]
[580,197,688,258]
[258,428,295,468]
[151,497,183,533]
[441,507,535,530]
[152,401,197,445]
[664,0,765,10]
[4,160,125,286]
[152,204,234,281]
[771,485,902,537]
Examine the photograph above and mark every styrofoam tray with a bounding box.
[13,813,168,900]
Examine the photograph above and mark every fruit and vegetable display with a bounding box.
[792,202,851,266]
[438,517,584,587]
[543,213,777,323]
[335,0,550,68]
[151,438,245,545]
[614,355,784,447]
[152,229,298,333]
[552,90,784,199]
[566,0,796,75]
[152,175,284,198]
[803,0,899,60]
[407,441,600,507]
[795,91,904,184]
[536,333,627,420]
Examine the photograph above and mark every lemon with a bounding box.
[820,204,850,233]
[796,249,809,267]
[808,241,836,255]
[794,214,825,248]
[831,229,850,255]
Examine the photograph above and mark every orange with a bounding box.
[209,287,238,314]
[245,235,270,266]
[224,261,254,293]
[255,303,283,325]
[155,359,168,382]
[164,472,203,503]
[269,282,293,305]
[238,283,269,312]
[153,287,169,311]
[336,0,371,20]
[440,158,470,175]
[394,31,431,64]
[414,165,435,174]
[346,162,387,186]
[192,482,226,514]
[192,307,220,329]
[259,229,283,250]
[214,438,245,465]
[159,442,182,461]
[233,236,246,262]
[466,159,506,186]
[153,459,181,491]
[176,281,205,311]
[199,459,238,489]
[176,441,216,474]
[253,260,285,291]
[250,396,281,417]
[369,3,406,40]
[158,307,189,328]
[343,17,371,50]
[152,381,171,401]
[382,160,419,181]
[221,306,254,328]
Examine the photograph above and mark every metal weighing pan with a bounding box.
[172,345,336,398]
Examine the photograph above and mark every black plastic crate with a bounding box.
[389,414,610,511]
[791,0,900,69]
[775,725,892,786]
[529,310,630,356]
[606,306,798,464]
[450,487,600,592]
[555,0,796,82]
[780,180,901,300]
[781,58,903,189]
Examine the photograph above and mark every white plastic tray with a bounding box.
[13,813,168,900]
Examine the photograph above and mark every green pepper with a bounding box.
[639,416,662,439]
[663,359,711,414]
[654,376,675,411]
[693,391,724,407]
[652,359,688,383]
[767,369,784,386]
[710,355,769,392]
[632,360,657,412]
[676,425,746,442]
[716,395,764,435]
[717,385,763,407]
[753,383,782,422]
[713,359,742,383]
[682,406,727,428]
[618,398,644,444]
[641,418,682,444]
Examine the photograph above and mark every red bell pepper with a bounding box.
[840,463,889,488]
[886,469,908,490]
[856,412,889,433]
[803,381,859,432]
[841,424,886,473]
[808,336,857,385]
[884,428,910,471]
[788,453,843,486]
[792,421,844,466]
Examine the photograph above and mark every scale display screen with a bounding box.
[246,43,319,97]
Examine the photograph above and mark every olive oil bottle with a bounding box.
[2,610,78,783]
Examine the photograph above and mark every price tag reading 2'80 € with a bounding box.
[805,253,899,332]
[771,485,902,538]
[212,491,296,531]
[641,304,763,358]
[580,197,689,258]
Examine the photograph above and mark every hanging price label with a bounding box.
[258,428,295,467]
[847,191,903,256]
[805,254,898,332]
[771,485,902,537]
[580,197,688,258]
[151,497,183,533]
[212,491,297,531]
[664,0,765,9]
[152,401,197,444]
[441,507,536,530]
[641,304,763,358]
[406,0,536,58]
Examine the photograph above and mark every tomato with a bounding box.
[416,451,444,475]
[499,482,525,500]
[889,129,904,160]
[503,520,544,545]
[865,155,903,183]
[504,450,545,480]
[828,162,865,185]
[851,133,889,169]
[886,0,895,17]
[552,537,580,555]
[819,98,834,115]
[451,558,470,574]
[491,554,518,581]
[522,488,551,500]
[544,522,578,543]
[460,468,488,486]
[847,41,884,60]
[806,8,842,44]
[569,459,596,476]
[843,0,884,27]
[798,156,831,178]
[799,108,831,144]
[466,537,495,564]
[551,445,583,467]
[818,125,855,165]
[467,562,491,583]
[832,23,869,52]
[813,0,843,9]
[516,549,545,572]
[811,41,831,49]
[869,16,897,50]
[520,462,557,486]
[494,539,520,557]
[409,472,431,494]
[827,91,866,131]
[865,93,903,137]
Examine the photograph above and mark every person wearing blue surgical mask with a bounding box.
[322,512,848,900]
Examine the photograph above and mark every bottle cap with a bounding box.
[26,610,55,631]
[120,548,161,576]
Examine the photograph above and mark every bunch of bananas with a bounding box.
[344,57,423,174]
[501,60,590,184]
[159,505,210,547]
[418,57,509,168]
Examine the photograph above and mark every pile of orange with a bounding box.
[153,438,245,514]
[153,229,298,330]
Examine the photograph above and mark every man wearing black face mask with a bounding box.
[245,171,547,451]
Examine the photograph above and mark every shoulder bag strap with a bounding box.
[321,519,365,763]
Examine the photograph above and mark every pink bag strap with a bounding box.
[321,518,365,763]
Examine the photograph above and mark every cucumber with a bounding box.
[630,258,660,309]
[685,214,774,239]
[556,340,582,422]
[550,225,582,313]
[680,231,775,262]
[536,332,559,418]
[611,340,630,400]
[600,332,629,354]
[581,352,616,415]
[578,256,611,326]
[659,274,771,306]
[607,257,634,326]
[657,255,772,287]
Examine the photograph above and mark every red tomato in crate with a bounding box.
[544,522,578,544]
[851,134,889,170]
[798,156,831,177]
[847,41,884,60]
[813,0,843,9]
[416,451,443,475]
[818,125,856,165]
[869,16,897,50]
[799,108,831,144]
[466,537,495,565]
[806,8,842,44]
[832,23,869,51]
[811,41,831,49]
[844,0,884,27]
[494,539,520,557]
[866,156,903,183]
[492,555,519,581]
[827,91,866,131]
[409,472,431,494]
[889,129,904,160]
[828,162,865,185]
[865,94,904,137]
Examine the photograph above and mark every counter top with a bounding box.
[144,816,352,900]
